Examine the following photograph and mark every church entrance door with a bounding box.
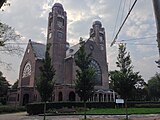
[22,94,29,106]
[69,91,75,101]
[58,92,63,101]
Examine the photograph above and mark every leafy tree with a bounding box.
[148,73,160,101]
[0,22,23,69]
[110,43,143,120]
[131,83,149,101]
[36,43,55,120]
[0,71,10,104]
[75,38,95,119]
[11,79,18,90]
[155,59,160,68]
[0,0,6,8]
[0,0,10,11]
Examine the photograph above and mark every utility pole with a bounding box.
[152,0,160,68]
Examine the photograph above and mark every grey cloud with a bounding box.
[0,0,159,84]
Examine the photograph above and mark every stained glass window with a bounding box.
[22,62,31,78]
[90,59,102,85]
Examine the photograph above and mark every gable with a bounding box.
[30,41,46,60]
[65,39,93,59]
[66,43,80,59]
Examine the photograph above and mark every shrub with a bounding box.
[135,104,160,108]
[26,102,115,115]
[0,105,26,114]
[127,101,160,108]
[0,97,7,105]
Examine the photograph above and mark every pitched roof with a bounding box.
[65,43,81,59]
[30,40,46,59]
[65,39,91,59]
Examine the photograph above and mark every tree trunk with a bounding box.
[43,101,46,120]
[125,99,128,120]
[84,100,87,119]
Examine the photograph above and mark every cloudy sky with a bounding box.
[0,0,159,84]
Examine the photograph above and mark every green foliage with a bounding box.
[36,43,55,120]
[36,43,55,102]
[0,97,7,105]
[116,43,132,73]
[0,22,20,44]
[110,44,144,100]
[0,22,23,55]
[78,107,160,115]
[135,103,160,108]
[0,22,23,69]
[11,79,18,90]
[75,39,96,120]
[26,102,115,115]
[0,71,10,105]
[148,73,160,101]
[75,40,95,102]
[130,85,149,101]
[110,43,144,120]
[0,0,7,9]
[0,105,26,114]
[27,101,160,115]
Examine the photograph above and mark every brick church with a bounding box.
[8,3,115,106]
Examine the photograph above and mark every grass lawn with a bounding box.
[77,108,160,115]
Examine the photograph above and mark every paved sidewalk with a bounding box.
[1,112,160,120]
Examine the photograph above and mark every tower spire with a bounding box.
[47,3,67,83]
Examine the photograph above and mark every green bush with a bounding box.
[135,104,160,108]
[26,102,115,115]
[0,97,7,105]
[127,101,160,108]
[0,105,26,114]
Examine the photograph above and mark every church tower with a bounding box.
[90,21,107,62]
[47,3,67,84]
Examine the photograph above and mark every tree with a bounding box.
[0,0,6,8]
[0,0,10,11]
[148,73,160,101]
[36,43,55,120]
[0,22,23,69]
[11,79,18,90]
[0,71,10,104]
[155,59,160,68]
[110,43,143,120]
[75,38,95,119]
[130,83,148,101]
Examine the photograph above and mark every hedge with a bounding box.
[127,101,160,108]
[26,101,160,115]
[0,105,26,114]
[26,102,115,115]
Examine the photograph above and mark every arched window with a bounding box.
[57,17,64,28]
[69,91,75,101]
[22,62,31,78]
[90,59,102,85]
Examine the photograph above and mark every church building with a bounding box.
[8,3,114,106]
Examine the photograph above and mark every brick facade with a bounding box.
[8,3,113,106]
